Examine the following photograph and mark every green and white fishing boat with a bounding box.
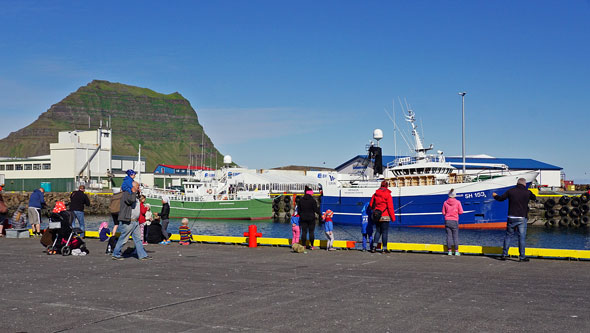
[144,166,273,220]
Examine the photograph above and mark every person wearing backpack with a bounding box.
[369,181,395,253]
[109,190,123,235]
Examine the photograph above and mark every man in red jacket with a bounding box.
[369,180,395,253]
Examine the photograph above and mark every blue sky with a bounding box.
[1,1,589,181]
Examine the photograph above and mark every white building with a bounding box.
[0,128,115,192]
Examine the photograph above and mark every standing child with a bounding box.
[120,169,136,193]
[139,195,148,245]
[360,202,374,251]
[323,209,335,251]
[178,218,192,245]
[442,189,464,256]
[291,206,300,244]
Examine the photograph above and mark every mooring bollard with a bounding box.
[244,224,262,248]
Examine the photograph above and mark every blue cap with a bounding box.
[126,169,136,176]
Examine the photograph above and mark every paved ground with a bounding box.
[1,238,589,332]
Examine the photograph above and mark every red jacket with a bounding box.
[369,187,395,221]
[139,202,147,224]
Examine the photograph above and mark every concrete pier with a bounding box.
[1,238,589,332]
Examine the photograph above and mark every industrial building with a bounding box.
[0,128,146,192]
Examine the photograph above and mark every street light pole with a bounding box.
[458,92,467,174]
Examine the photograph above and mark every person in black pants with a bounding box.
[298,186,321,250]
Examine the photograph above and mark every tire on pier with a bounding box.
[569,207,581,218]
[295,195,301,204]
[283,196,291,204]
[559,217,570,227]
[559,195,570,205]
[273,196,281,204]
[572,218,581,227]
[580,204,590,215]
[581,216,589,225]
[559,206,570,217]
[544,199,556,209]
[284,212,291,219]
[570,197,581,207]
[272,204,279,212]
[580,193,590,203]
[273,213,280,221]
[544,221,552,228]
[549,219,557,226]
[545,209,556,218]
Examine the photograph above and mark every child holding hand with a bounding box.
[291,206,300,244]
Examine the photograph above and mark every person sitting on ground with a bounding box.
[98,222,110,242]
[178,218,192,245]
[12,204,28,229]
[147,213,164,244]
[120,169,136,193]
[323,209,335,251]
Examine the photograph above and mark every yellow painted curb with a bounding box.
[77,230,590,260]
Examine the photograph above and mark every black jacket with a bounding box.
[494,184,536,218]
[147,221,164,244]
[298,194,320,222]
[160,203,170,220]
[69,190,90,212]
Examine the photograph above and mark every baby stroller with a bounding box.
[46,210,88,256]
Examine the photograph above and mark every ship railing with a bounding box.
[388,155,444,168]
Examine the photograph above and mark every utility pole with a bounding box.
[458,92,467,174]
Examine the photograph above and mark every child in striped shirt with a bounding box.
[179,218,192,245]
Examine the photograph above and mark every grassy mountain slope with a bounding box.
[0,80,223,171]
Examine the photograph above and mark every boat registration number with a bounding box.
[464,191,486,199]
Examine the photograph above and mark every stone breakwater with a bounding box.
[1,192,112,215]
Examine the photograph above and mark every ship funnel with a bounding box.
[373,129,383,141]
[223,155,232,165]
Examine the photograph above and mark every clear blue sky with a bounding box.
[1,1,589,181]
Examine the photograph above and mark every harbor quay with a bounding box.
[1,238,589,332]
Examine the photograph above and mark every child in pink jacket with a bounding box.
[442,189,464,256]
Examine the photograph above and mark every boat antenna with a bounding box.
[393,99,397,159]
[384,107,412,152]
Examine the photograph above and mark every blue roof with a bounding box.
[336,155,562,171]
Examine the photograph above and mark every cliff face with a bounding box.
[0,80,223,171]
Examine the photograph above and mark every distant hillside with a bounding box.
[0,80,224,171]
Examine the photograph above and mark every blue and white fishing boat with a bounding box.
[320,109,538,229]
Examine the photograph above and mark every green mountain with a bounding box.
[0,80,224,171]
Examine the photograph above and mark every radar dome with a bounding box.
[223,155,232,164]
[373,129,383,141]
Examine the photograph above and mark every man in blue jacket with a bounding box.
[28,187,46,236]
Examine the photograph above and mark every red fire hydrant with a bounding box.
[244,224,262,248]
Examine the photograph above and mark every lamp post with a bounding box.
[458,92,467,174]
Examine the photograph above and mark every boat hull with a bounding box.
[146,198,273,220]
[321,172,537,229]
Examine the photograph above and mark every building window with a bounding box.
[33,164,41,170]
[0,165,4,171]
[42,163,51,170]
[24,164,32,170]
[6,164,14,170]
[15,164,23,170]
